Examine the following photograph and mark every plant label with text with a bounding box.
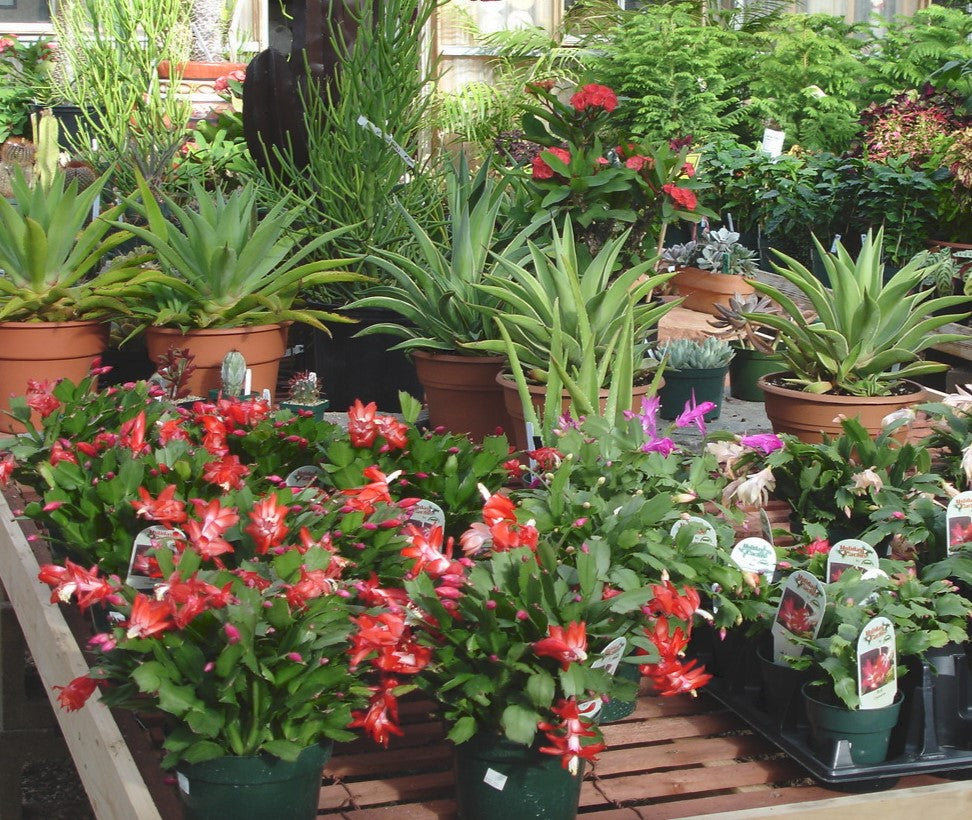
[946,491,972,554]
[826,539,879,582]
[670,516,718,547]
[731,537,777,580]
[772,570,826,663]
[404,499,446,537]
[126,526,183,590]
[284,465,323,489]
[579,637,628,718]
[857,616,897,710]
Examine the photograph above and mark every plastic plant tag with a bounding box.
[404,499,446,537]
[177,772,189,794]
[126,526,184,590]
[670,516,718,547]
[284,466,323,489]
[946,491,972,554]
[857,616,897,710]
[731,537,777,580]
[483,768,507,791]
[760,128,785,157]
[772,570,826,663]
[578,637,628,718]
[826,539,880,582]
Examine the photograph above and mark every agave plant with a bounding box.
[746,230,970,397]
[115,173,369,332]
[346,157,538,351]
[0,170,153,322]
[465,219,675,430]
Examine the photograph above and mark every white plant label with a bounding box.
[857,616,897,710]
[405,499,446,537]
[126,526,184,590]
[177,772,189,794]
[826,539,880,583]
[284,465,323,489]
[730,537,777,580]
[483,768,507,791]
[761,128,785,157]
[771,570,826,664]
[670,516,718,547]
[946,491,972,555]
[578,637,629,718]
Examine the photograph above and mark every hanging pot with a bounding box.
[144,324,288,401]
[412,351,511,442]
[177,742,331,820]
[453,734,584,820]
[802,682,903,766]
[0,320,109,434]
[657,365,728,421]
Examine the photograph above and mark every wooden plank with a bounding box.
[319,769,454,811]
[0,489,161,820]
[591,734,773,777]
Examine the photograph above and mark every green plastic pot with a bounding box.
[802,683,903,765]
[454,734,584,819]
[658,365,727,421]
[598,661,641,723]
[756,644,814,722]
[177,742,332,820]
[729,347,785,402]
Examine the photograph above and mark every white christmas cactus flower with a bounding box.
[882,407,916,428]
[850,467,884,495]
[944,384,972,412]
[723,467,775,507]
[962,444,972,486]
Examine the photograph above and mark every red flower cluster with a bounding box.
[531,146,571,180]
[637,580,711,697]
[569,84,618,114]
[532,622,588,670]
[661,182,698,212]
[25,379,60,419]
[0,452,14,487]
[538,698,604,774]
[38,560,119,611]
[347,400,408,450]
[459,491,539,556]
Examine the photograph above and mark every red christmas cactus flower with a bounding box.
[53,675,98,712]
[401,525,455,579]
[183,498,239,561]
[25,379,60,418]
[161,573,233,629]
[533,622,588,670]
[537,698,604,774]
[285,567,338,609]
[350,676,405,748]
[202,454,250,491]
[645,579,700,621]
[49,440,78,466]
[0,452,15,487]
[244,493,290,554]
[130,485,188,525]
[348,399,379,447]
[124,592,175,639]
[348,611,408,670]
[341,466,395,516]
[37,560,118,611]
[119,411,150,455]
[569,84,618,113]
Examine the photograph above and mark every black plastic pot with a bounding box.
[309,307,422,413]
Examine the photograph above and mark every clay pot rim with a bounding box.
[146,322,290,337]
[0,318,108,329]
[411,349,506,364]
[157,60,248,80]
[756,372,925,404]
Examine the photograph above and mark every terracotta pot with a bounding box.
[157,60,248,123]
[411,351,511,442]
[145,324,288,401]
[497,373,655,452]
[671,267,756,315]
[758,373,927,444]
[0,320,109,434]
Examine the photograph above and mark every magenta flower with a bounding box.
[625,395,660,439]
[675,394,716,433]
[740,433,783,454]
[642,437,677,456]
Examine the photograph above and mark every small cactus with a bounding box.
[1,137,36,167]
[220,349,247,396]
[286,371,322,405]
[63,160,98,191]
[653,337,735,370]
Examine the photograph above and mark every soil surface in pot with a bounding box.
[763,374,922,398]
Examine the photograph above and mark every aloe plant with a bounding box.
[465,219,676,434]
[116,173,369,332]
[0,170,154,322]
[747,230,970,397]
[346,157,539,351]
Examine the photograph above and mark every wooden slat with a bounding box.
[0,488,161,820]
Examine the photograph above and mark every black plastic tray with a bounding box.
[692,630,972,784]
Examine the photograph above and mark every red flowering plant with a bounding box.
[36,496,431,768]
[511,82,714,266]
[401,491,711,773]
